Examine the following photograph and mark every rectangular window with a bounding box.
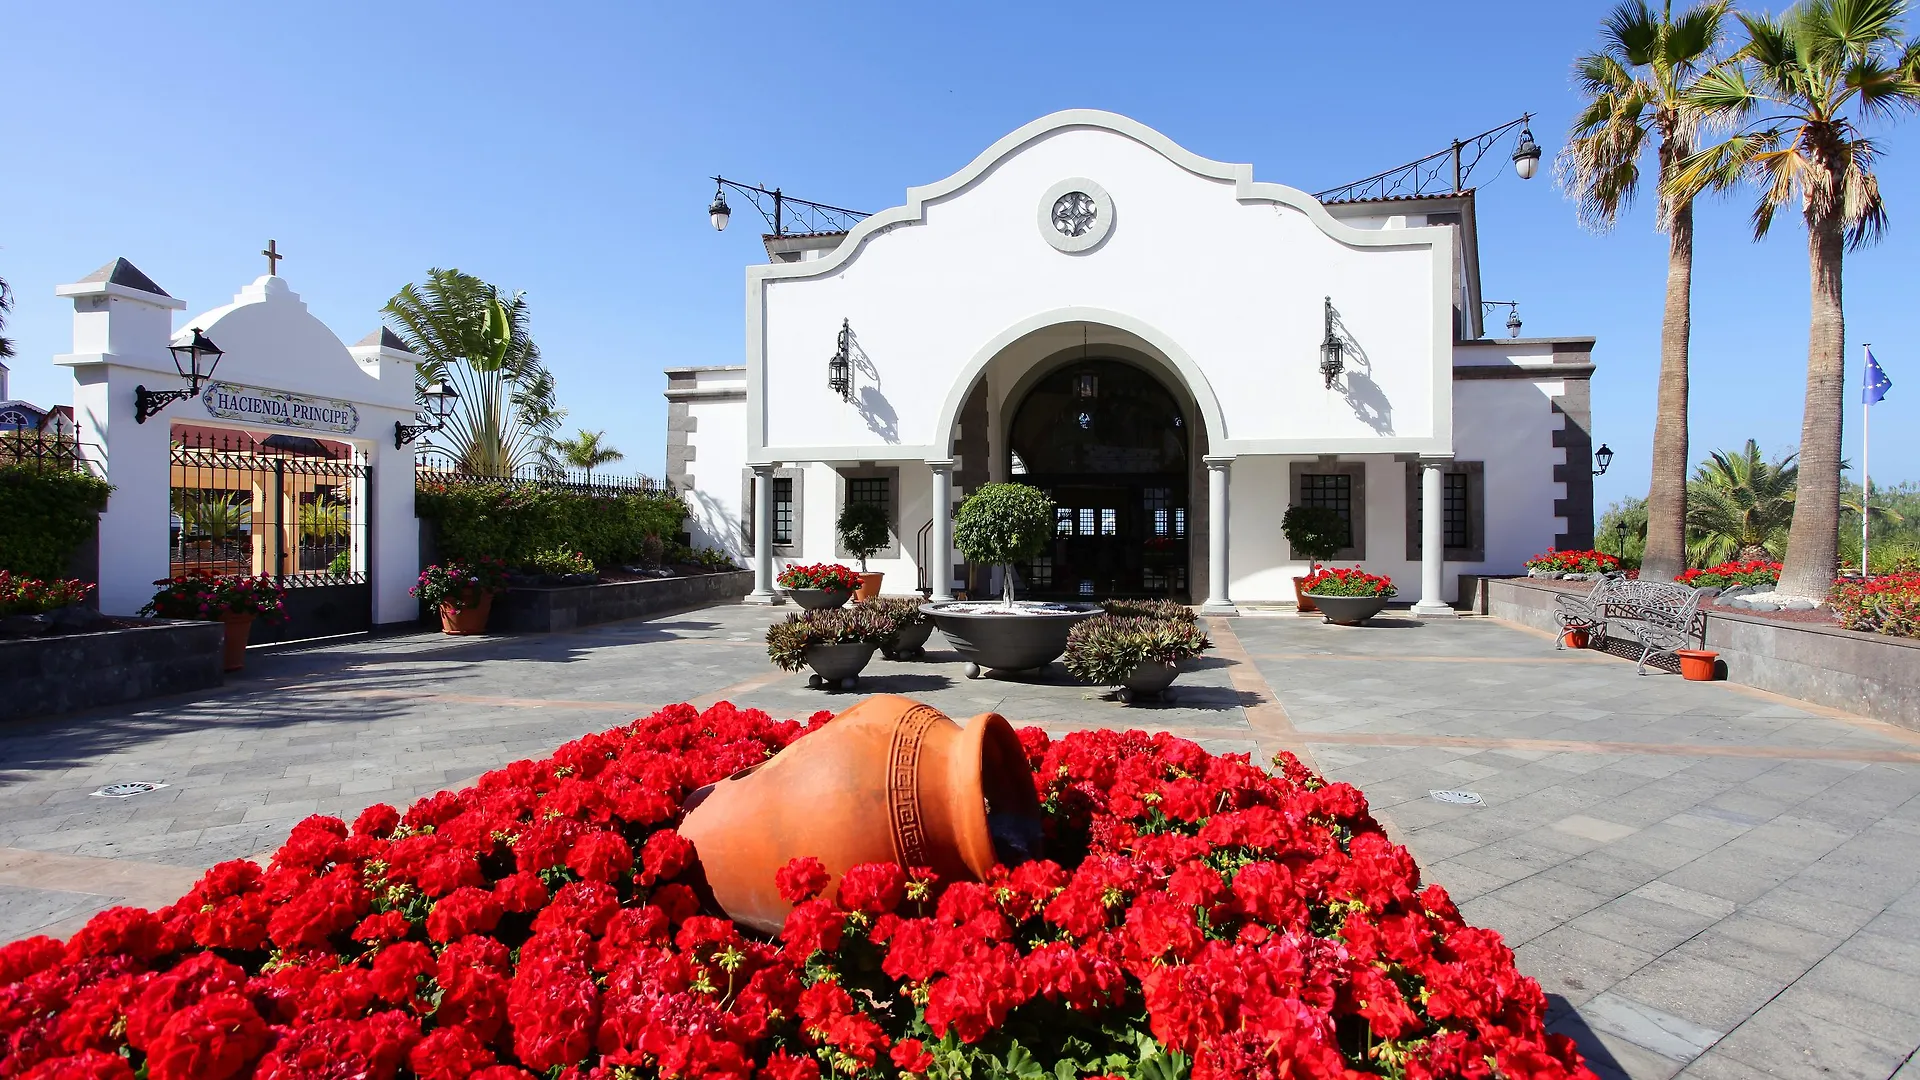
[1299,474,1353,548]
[1100,508,1117,536]
[848,476,888,509]
[772,477,793,546]
[1078,508,1096,535]
[1056,507,1074,536]
[1443,472,1469,550]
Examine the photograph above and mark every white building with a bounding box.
[668,110,1598,614]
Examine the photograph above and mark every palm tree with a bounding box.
[1686,440,1798,565]
[0,276,15,360]
[1558,0,1733,584]
[553,428,625,483]
[1669,0,1920,598]
[384,269,563,478]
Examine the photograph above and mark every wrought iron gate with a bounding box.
[169,430,372,643]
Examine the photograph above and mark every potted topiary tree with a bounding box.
[836,501,891,601]
[920,482,1098,679]
[1281,505,1345,614]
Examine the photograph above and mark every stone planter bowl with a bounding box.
[804,641,878,690]
[882,619,934,660]
[1116,658,1180,704]
[1309,593,1391,626]
[788,587,851,610]
[920,602,1100,678]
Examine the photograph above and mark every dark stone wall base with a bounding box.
[0,620,225,723]
[1486,578,1920,732]
[489,571,754,633]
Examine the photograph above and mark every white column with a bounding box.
[1200,455,1238,615]
[1412,458,1456,617]
[928,459,954,602]
[746,463,780,604]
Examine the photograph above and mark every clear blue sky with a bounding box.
[3,1,1913,514]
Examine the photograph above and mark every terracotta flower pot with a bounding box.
[677,693,1044,935]
[1292,576,1320,614]
[1560,627,1591,650]
[855,572,885,602]
[1677,649,1720,681]
[220,613,254,672]
[440,592,494,635]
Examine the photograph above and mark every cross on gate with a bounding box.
[262,239,282,276]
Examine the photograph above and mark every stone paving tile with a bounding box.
[3,603,1918,1079]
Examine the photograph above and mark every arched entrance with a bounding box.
[1007,358,1190,600]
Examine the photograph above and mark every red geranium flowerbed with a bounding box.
[0,702,1589,1080]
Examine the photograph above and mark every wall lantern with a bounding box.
[708,186,731,232]
[135,327,224,424]
[1319,296,1344,390]
[1593,443,1614,476]
[1512,124,1543,180]
[828,318,852,401]
[394,381,461,449]
[1075,373,1098,399]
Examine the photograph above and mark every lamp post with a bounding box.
[394,381,460,449]
[1618,520,1630,561]
[1315,113,1545,203]
[1593,443,1614,477]
[706,177,869,237]
[135,328,225,423]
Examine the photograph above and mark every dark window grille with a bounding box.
[1299,473,1353,548]
[1055,508,1074,536]
[414,457,672,496]
[1443,471,1470,549]
[848,477,888,509]
[1077,508,1096,535]
[170,429,368,587]
[1028,554,1053,589]
[772,477,793,545]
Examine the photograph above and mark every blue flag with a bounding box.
[1864,349,1892,405]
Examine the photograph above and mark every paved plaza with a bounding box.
[1,603,1916,1080]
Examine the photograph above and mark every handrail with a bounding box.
[915,519,933,595]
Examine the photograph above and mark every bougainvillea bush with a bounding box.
[1522,550,1619,576]
[0,702,1589,1080]
[1830,572,1920,639]
[1675,561,1782,589]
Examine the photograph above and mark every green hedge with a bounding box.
[415,479,687,569]
[0,465,113,580]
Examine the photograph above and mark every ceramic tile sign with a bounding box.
[201,381,361,434]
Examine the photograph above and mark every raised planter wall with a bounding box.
[489,570,753,633]
[1486,577,1920,732]
[0,619,225,723]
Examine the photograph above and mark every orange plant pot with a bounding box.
[220,614,254,672]
[677,693,1043,935]
[439,592,494,635]
[1560,627,1591,650]
[855,572,885,602]
[1677,649,1720,681]
[1292,577,1319,614]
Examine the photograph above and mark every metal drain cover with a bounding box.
[92,782,167,799]
[1430,789,1483,806]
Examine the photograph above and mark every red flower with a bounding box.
[143,993,268,1080]
[428,887,504,943]
[635,829,693,885]
[775,856,830,902]
[408,1025,497,1080]
[891,1038,934,1075]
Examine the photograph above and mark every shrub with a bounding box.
[1830,572,1920,639]
[777,563,861,591]
[1281,505,1345,571]
[764,606,899,670]
[0,571,94,616]
[415,478,685,570]
[140,572,289,623]
[692,547,737,571]
[1524,549,1621,575]
[1100,597,1196,622]
[411,558,510,611]
[836,501,889,571]
[0,701,1587,1080]
[523,546,595,577]
[1064,613,1211,686]
[1676,560,1782,589]
[328,550,353,576]
[0,465,113,579]
[856,595,927,627]
[1301,567,1398,598]
[953,483,1055,606]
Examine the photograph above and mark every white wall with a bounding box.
[1456,378,1567,573]
[753,114,1451,461]
[683,394,749,560]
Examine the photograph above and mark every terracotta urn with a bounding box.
[1292,576,1320,614]
[440,592,494,635]
[855,572,885,601]
[220,613,254,672]
[677,693,1044,935]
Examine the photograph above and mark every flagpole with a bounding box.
[1862,342,1872,577]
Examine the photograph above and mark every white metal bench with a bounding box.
[1554,573,1626,648]
[1603,579,1705,675]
